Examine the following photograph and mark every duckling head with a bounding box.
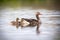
[16,18,19,21]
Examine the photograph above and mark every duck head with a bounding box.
[36,12,42,20]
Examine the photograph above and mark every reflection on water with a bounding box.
[0,8,60,40]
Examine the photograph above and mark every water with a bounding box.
[0,8,60,40]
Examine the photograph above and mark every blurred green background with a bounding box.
[0,0,60,10]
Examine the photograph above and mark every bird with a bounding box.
[20,12,42,27]
[11,18,20,28]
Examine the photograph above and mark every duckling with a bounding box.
[11,18,20,28]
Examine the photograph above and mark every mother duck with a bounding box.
[20,12,42,27]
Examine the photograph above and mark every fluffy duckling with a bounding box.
[11,18,20,28]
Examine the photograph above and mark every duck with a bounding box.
[20,12,42,27]
[11,18,20,28]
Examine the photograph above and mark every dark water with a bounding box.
[0,8,60,40]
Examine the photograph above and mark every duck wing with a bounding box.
[22,18,37,22]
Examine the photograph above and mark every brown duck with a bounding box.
[20,12,42,27]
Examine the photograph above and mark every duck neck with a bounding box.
[36,14,40,21]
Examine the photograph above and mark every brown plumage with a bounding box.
[20,12,42,27]
[11,18,20,28]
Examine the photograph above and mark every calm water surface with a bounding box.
[0,8,60,40]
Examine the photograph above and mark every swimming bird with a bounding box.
[20,12,42,27]
[11,18,20,28]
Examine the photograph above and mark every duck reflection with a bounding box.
[11,12,42,34]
